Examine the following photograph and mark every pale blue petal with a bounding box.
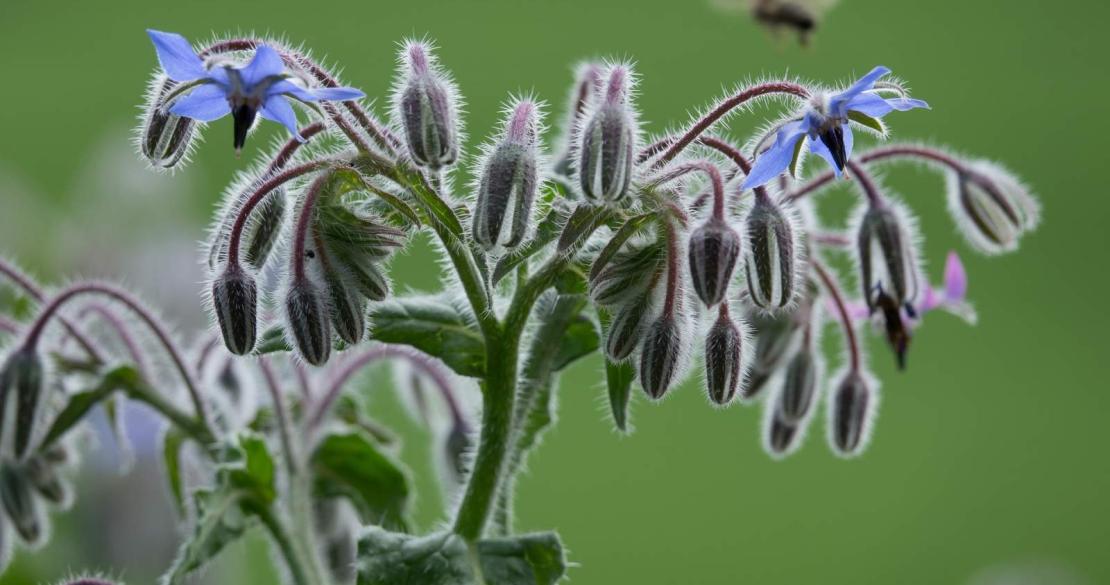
[884,97,929,111]
[741,122,807,190]
[168,84,230,121]
[310,87,366,101]
[807,135,841,178]
[259,95,304,141]
[844,124,855,162]
[147,30,206,82]
[829,66,890,115]
[267,79,317,102]
[844,93,895,118]
[240,45,286,88]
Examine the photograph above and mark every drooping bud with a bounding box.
[325,271,366,345]
[828,370,877,457]
[341,255,390,302]
[396,42,459,169]
[744,309,803,399]
[704,307,746,405]
[605,295,653,361]
[745,192,799,309]
[244,190,287,270]
[639,315,684,400]
[688,217,741,307]
[471,100,541,250]
[765,414,799,457]
[855,200,920,313]
[211,265,258,356]
[0,348,45,459]
[0,467,43,545]
[589,242,664,307]
[577,65,638,203]
[777,345,819,424]
[946,160,1040,255]
[285,279,332,366]
[140,76,197,170]
[24,457,70,506]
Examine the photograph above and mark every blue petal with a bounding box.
[741,121,808,190]
[807,134,841,178]
[844,123,855,162]
[266,80,365,103]
[309,87,366,101]
[267,79,317,102]
[847,93,930,118]
[829,66,890,116]
[168,84,230,121]
[239,45,286,88]
[259,95,304,141]
[147,30,206,82]
[884,97,929,111]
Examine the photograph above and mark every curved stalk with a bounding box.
[812,260,861,372]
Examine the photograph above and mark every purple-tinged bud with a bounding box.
[325,272,366,346]
[688,217,741,307]
[765,414,799,457]
[244,190,287,270]
[211,266,258,356]
[639,315,684,400]
[577,66,638,203]
[777,347,818,424]
[828,370,877,457]
[605,296,652,361]
[589,242,664,307]
[472,101,540,250]
[0,467,43,545]
[554,63,604,177]
[946,161,1040,255]
[397,42,459,169]
[285,279,332,366]
[854,201,920,313]
[704,308,746,405]
[745,193,799,309]
[140,77,197,170]
[0,348,44,459]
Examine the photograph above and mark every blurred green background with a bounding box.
[1,0,1107,583]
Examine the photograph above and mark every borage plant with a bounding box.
[0,29,1039,585]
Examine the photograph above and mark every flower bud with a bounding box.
[553,63,603,177]
[325,272,366,345]
[605,296,652,361]
[589,242,664,307]
[343,256,390,302]
[639,315,683,400]
[855,201,920,313]
[744,310,802,399]
[24,457,70,507]
[745,193,798,309]
[704,309,745,405]
[577,66,637,203]
[57,578,119,585]
[397,43,458,169]
[285,279,332,366]
[777,347,818,424]
[442,422,472,486]
[828,370,876,457]
[0,467,43,545]
[140,76,197,170]
[244,190,287,270]
[471,101,540,250]
[1,348,45,459]
[688,217,741,307]
[211,266,258,356]
[946,161,1040,255]
[765,414,799,457]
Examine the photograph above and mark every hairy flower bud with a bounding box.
[472,101,540,250]
[828,370,876,457]
[947,161,1040,255]
[577,66,637,203]
[605,296,652,361]
[0,348,44,458]
[285,279,332,366]
[0,467,43,545]
[140,76,197,170]
[341,255,390,302]
[244,190,287,269]
[639,315,683,400]
[24,457,69,506]
[704,308,745,405]
[744,310,802,399]
[855,201,920,312]
[688,218,741,307]
[325,271,366,345]
[553,63,603,177]
[766,414,799,457]
[777,347,818,424]
[745,193,798,309]
[589,242,664,307]
[397,43,458,169]
[211,266,258,356]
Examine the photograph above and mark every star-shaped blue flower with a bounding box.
[147,30,365,151]
[741,66,928,190]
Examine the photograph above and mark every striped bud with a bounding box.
[704,308,744,405]
[472,101,540,250]
[605,296,652,361]
[553,63,603,177]
[947,161,1040,255]
[639,315,683,400]
[745,193,798,309]
[688,217,741,307]
[589,242,664,307]
[342,255,390,302]
[856,202,919,312]
[0,348,44,458]
[0,467,42,545]
[285,280,332,366]
[777,347,818,424]
[244,190,286,270]
[24,457,69,506]
[766,414,799,457]
[397,43,458,169]
[745,310,802,399]
[140,77,197,170]
[325,272,366,345]
[829,371,875,457]
[211,266,258,356]
[578,66,637,203]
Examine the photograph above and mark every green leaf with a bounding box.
[162,427,188,515]
[552,311,599,372]
[253,325,293,355]
[848,110,886,134]
[557,204,611,254]
[597,309,634,432]
[478,532,567,585]
[368,295,485,377]
[39,364,141,448]
[588,212,657,280]
[311,429,411,530]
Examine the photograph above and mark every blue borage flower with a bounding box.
[147,30,364,151]
[742,66,928,190]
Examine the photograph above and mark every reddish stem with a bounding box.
[0,259,102,361]
[651,160,727,220]
[812,260,861,372]
[290,171,335,281]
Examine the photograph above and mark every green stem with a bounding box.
[257,505,319,585]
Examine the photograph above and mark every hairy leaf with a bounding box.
[311,429,411,530]
[368,295,485,377]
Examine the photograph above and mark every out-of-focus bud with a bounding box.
[577,66,637,203]
[639,315,683,400]
[0,467,43,545]
[765,414,799,457]
[24,457,70,507]
[0,348,45,459]
[55,578,119,585]
[744,309,802,399]
[397,42,458,169]
[704,307,745,405]
[472,100,541,250]
[605,296,653,361]
[315,499,358,585]
[828,370,876,457]
[855,201,919,313]
[244,190,287,270]
[589,242,664,307]
[140,77,197,170]
[325,271,366,345]
[211,266,258,356]
[946,160,1040,255]
[553,63,603,178]
[441,421,471,486]
[745,193,799,309]
[285,280,332,366]
[688,217,741,307]
[777,345,818,424]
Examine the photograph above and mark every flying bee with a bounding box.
[710,0,840,46]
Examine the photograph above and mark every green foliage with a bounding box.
[310,428,411,531]
[368,294,485,377]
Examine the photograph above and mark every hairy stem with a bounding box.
[257,504,320,585]
[787,144,968,202]
[258,358,299,473]
[812,260,861,372]
[0,259,102,361]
